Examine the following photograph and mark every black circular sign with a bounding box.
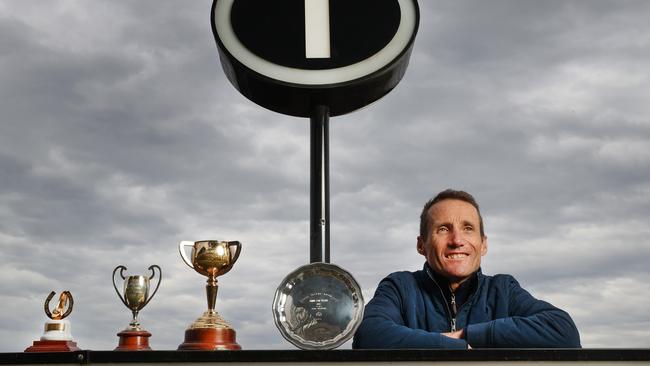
[212,0,419,117]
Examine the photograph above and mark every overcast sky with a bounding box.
[1,0,650,352]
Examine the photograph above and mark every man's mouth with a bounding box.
[445,253,469,259]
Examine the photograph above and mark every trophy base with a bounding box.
[178,328,241,350]
[115,329,152,351]
[25,340,80,352]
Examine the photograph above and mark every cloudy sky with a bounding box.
[1,0,650,352]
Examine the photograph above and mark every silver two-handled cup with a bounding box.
[112,265,161,331]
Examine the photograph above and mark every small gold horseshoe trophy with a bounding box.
[25,291,81,352]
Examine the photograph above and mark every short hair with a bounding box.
[419,189,485,238]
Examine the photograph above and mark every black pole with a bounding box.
[310,105,330,263]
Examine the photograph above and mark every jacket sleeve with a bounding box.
[465,276,581,348]
[353,275,468,349]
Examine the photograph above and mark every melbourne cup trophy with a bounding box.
[25,291,80,352]
[178,240,242,350]
[112,265,162,351]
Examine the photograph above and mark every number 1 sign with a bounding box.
[211,0,420,117]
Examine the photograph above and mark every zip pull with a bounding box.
[450,289,458,332]
[450,291,458,315]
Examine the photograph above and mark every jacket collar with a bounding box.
[423,262,482,286]
[423,262,480,300]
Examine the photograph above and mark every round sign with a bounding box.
[211,0,420,117]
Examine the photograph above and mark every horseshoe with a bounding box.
[44,291,74,320]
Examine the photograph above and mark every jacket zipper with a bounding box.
[426,266,484,335]
[425,266,457,332]
[450,289,458,332]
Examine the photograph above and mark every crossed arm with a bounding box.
[352,275,581,349]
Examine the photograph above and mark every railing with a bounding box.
[1,349,650,365]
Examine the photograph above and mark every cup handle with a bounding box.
[179,241,195,269]
[111,265,128,308]
[141,264,162,309]
[228,241,242,264]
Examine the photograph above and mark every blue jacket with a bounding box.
[352,265,581,349]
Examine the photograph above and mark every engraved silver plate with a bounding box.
[272,262,364,349]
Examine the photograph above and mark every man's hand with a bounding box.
[442,329,465,339]
[442,329,471,349]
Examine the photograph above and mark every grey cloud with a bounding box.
[1,0,650,351]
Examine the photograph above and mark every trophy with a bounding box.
[25,291,81,352]
[112,265,161,351]
[272,263,364,349]
[178,240,242,350]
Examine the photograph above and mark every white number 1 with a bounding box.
[304,0,331,58]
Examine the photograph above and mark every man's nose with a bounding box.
[449,229,465,246]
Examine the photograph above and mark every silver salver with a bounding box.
[272,262,364,349]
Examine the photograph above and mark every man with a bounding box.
[352,189,581,349]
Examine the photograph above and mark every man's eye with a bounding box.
[437,227,449,233]
[464,226,474,231]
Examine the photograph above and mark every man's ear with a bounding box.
[417,236,426,256]
[481,236,488,256]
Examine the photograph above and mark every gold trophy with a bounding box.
[25,291,81,352]
[178,240,242,350]
[112,265,161,351]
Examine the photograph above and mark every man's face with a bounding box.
[417,199,488,289]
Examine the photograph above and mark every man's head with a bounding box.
[417,189,488,289]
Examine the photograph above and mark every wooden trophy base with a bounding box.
[115,329,152,351]
[178,328,241,350]
[25,340,81,352]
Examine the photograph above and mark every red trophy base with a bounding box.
[115,330,152,351]
[178,328,241,350]
[25,340,81,352]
